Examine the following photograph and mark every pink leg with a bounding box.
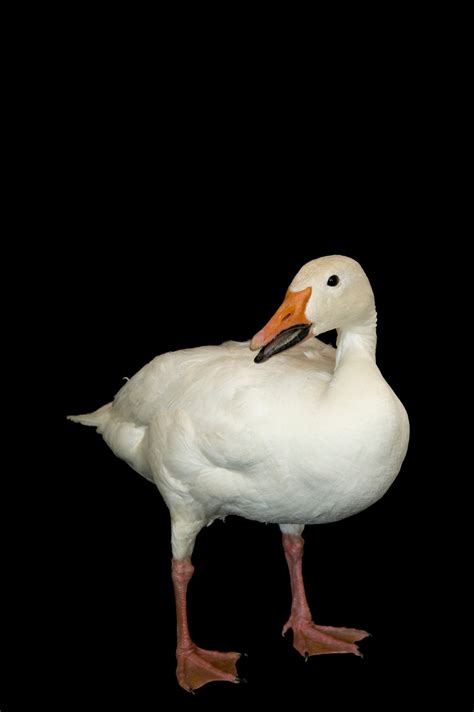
[282,534,369,657]
[172,559,240,691]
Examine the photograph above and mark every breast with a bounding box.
[188,377,409,527]
[290,383,409,524]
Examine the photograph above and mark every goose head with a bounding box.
[250,255,375,363]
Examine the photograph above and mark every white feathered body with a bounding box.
[75,337,409,535]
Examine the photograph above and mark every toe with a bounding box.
[313,624,370,644]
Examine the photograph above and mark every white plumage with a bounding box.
[69,255,409,690]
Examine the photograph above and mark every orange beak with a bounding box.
[250,286,313,363]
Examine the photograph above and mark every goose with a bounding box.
[68,255,409,691]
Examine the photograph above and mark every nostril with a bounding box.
[282,312,293,322]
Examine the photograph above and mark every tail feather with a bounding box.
[67,402,112,428]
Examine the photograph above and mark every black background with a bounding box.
[1,26,468,712]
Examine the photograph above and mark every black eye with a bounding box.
[327,275,339,287]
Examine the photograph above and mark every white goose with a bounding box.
[69,255,409,691]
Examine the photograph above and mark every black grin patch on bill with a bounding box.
[254,324,311,363]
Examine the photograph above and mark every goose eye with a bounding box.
[327,275,339,287]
